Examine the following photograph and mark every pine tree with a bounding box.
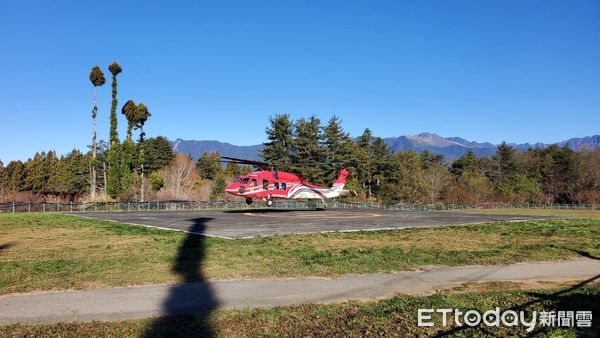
[356,128,375,198]
[119,139,135,199]
[106,144,122,198]
[2,161,26,193]
[209,175,227,201]
[224,162,241,178]
[196,151,221,180]
[292,115,325,184]
[492,142,519,182]
[352,129,394,199]
[0,159,4,194]
[64,150,89,194]
[419,149,444,169]
[370,137,393,196]
[323,116,355,162]
[323,116,348,183]
[380,151,428,204]
[450,149,478,176]
[239,165,253,175]
[0,160,4,195]
[89,66,106,199]
[47,155,68,193]
[24,152,46,192]
[144,136,175,172]
[261,114,293,169]
[527,145,580,203]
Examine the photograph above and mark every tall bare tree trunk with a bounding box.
[139,126,146,201]
[91,86,97,199]
[140,163,145,202]
[103,161,107,196]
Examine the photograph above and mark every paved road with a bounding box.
[70,209,556,239]
[1,259,597,324]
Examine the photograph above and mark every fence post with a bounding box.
[12,202,15,213]
[28,202,31,213]
[43,203,46,213]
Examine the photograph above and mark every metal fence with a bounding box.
[329,201,600,211]
[0,200,599,213]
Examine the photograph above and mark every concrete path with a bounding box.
[1,259,598,324]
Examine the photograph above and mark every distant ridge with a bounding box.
[383,133,600,161]
[172,134,600,162]
[172,139,262,160]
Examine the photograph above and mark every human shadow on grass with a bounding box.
[569,249,600,260]
[0,242,13,256]
[548,244,600,261]
[142,218,219,338]
[432,274,600,337]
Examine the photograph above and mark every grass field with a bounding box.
[1,213,599,295]
[452,208,600,219]
[1,282,597,337]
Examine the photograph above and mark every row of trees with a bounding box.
[257,114,600,204]
[0,151,87,200]
[0,137,175,201]
[1,111,598,204]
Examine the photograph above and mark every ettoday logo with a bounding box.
[418,308,592,332]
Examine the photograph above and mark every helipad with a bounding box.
[69,208,556,239]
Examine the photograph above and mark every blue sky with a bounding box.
[0,0,598,162]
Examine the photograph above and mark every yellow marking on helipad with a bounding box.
[243,212,382,219]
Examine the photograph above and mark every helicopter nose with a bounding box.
[225,183,240,195]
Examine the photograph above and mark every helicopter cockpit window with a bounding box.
[262,180,269,189]
[240,178,250,184]
[251,179,257,187]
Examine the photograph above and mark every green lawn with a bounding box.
[0,213,599,295]
[2,283,597,337]
[452,208,600,219]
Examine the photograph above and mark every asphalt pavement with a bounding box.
[70,209,556,238]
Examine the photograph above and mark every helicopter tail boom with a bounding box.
[332,169,350,188]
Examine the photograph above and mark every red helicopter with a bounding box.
[221,157,356,207]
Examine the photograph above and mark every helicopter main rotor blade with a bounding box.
[220,156,269,167]
[219,156,345,170]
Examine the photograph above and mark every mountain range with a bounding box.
[172,134,600,162]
